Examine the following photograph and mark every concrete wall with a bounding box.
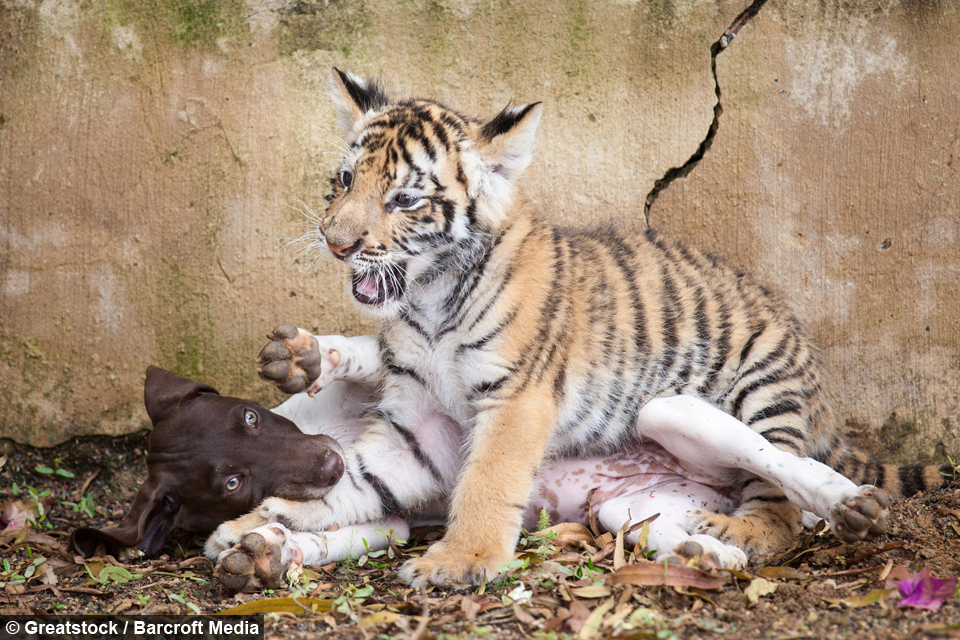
[1,0,957,462]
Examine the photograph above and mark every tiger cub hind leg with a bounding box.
[689,481,804,563]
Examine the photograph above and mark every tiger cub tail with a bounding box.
[821,443,957,499]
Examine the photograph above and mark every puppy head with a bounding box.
[70,366,344,558]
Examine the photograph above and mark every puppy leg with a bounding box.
[637,396,889,550]
[214,518,410,592]
[595,482,747,570]
[204,510,273,559]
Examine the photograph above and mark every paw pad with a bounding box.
[213,533,285,593]
[257,324,322,394]
[830,486,890,542]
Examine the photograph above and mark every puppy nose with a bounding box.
[318,451,344,487]
[327,238,362,259]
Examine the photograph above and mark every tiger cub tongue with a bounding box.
[355,273,380,300]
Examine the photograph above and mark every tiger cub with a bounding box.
[314,69,951,587]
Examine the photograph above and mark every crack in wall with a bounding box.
[643,0,769,227]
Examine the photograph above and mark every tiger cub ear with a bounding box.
[473,102,543,196]
[330,68,389,140]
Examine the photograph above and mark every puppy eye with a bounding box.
[394,193,421,209]
[225,476,241,492]
[340,170,354,189]
[243,409,258,426]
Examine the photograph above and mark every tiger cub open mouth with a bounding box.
[351,263,407,305]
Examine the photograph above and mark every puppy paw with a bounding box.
[659,535,747,570]
[205,512,274,560]
[213,531,286,593]
[399,542,506,588]
[257,324,338,395]
[829,485,890,543]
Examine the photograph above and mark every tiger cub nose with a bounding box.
[326,238,362,259]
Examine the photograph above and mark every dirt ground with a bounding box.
[2,432,959,639]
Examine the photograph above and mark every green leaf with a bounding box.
[34,466,53,475]
[98,566,141,584]
[537,508,551,531]
[55,468,75,478]
[354,585,374,598]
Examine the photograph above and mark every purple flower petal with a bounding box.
[897,567,958,613]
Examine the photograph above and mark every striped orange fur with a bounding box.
[312,70,952,585]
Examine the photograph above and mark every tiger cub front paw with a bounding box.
[257,324,341,396]
[398,541,507,589]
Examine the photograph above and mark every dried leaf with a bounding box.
[722,567,756,581]
[613,527,626,571]
[461,596,483,621]
[883,564,914,589]
[633,520,651,557]
[743,578,777,607]
[216,597,333,616]
[609,563,726,590]
[759,566,809,581]
[512,602,536,625]
[84,560,106,579]
[552,551,585,564]
[39,563,58,586]
[565,600,593,634]
[360,610,403,627]
[825,588,895,608]
[25,531,57,544]
[570,585,611,599]
[536,523,596,546]
[578,598,614,640]
[301,567,325,583]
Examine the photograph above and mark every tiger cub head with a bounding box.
[320,69,542,317]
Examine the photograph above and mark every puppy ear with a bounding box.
[143,366,218,425]
[69,481,181,558]
[330,68,389,140]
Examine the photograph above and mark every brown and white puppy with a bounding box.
[69,366,344,559]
